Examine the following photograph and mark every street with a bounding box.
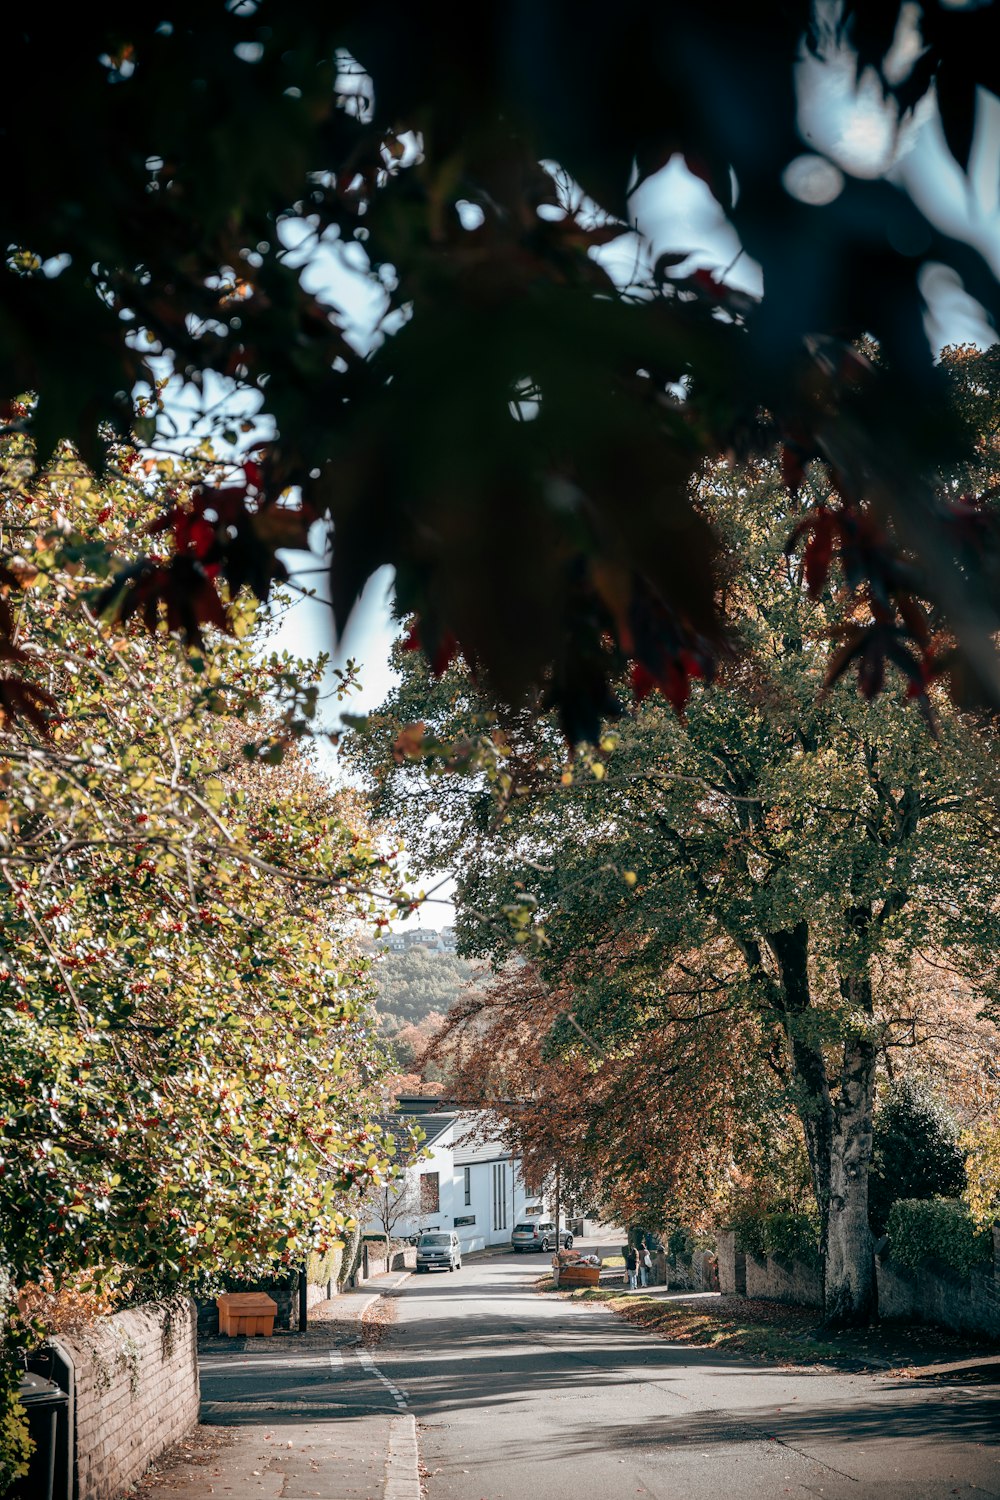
[380,1243,1000,1500]
[186,1243,1000,1500]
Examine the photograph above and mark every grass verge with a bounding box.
[541,1283,1000,1371]
[557,1286,841,1363]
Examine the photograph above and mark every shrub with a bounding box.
[886,1197,992,1279]
[0,1386,31,1493]
[306,1246,343,1287]
[731,1208,821,1267]
[962,1120,1000,1231]
[869,1078,965,1235]
[17,1269,124,1334]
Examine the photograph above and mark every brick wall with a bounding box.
[53,1297,199,1500]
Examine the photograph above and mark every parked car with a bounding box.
[415,1230,463,1272]
[511,1220,574,1253]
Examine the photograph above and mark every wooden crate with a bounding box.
[216,1291,277,1336]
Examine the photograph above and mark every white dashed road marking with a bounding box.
[356,1349,409,1409]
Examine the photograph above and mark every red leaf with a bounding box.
[631,663,655,702]
[781,445,806,496]
[429,634,459,677]
[392,721,427,764]
[656,658,692,714]
[174,513,216,561]
[803,509,835,598]
[0,675,57,733]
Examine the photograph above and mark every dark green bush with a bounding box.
[869,1077,965,1235]
[886,1196,992,1279]
[732,1209,821,1266]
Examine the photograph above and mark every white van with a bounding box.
[415,1230,462,1273]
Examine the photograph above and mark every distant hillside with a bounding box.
[373,946,482,1034]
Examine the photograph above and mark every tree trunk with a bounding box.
[822,1033,877,1327]
[765,921,878,1328]
[766,923,833,1239]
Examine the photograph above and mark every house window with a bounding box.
[464,1167,471,1206]
[420,1172,440,1214]
[492,1163,507,1231]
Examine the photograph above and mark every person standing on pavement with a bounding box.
[640,1243,652,1288]
[625,1243,638,1290]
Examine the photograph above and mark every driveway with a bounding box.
[372,1239,1000,1500]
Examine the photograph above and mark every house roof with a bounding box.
[378,1097,460,1153]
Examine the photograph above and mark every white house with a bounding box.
[369,1095,548,1253]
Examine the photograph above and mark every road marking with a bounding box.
[357,1349,409,1409]
[200,1356,334,1376]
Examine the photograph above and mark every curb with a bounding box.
[361,1275,420,1499]
[893,1354,1000,1381]
[384,1413,421,1500]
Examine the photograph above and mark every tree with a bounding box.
[365,1173,422,1244]
[2,9,1000,739]
[373,947,481,1030]
[0,442,410,1440]
[422,958,788,1238]
[347,406,1000,1325]
[963,1119,1000,1231]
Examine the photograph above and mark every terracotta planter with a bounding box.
[216,1291,278,1336]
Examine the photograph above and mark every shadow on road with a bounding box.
[536,1383,1000,1458]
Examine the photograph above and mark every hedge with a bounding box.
[886,1196,992,1279]
[306,1246,343,1287]
[734,1209,821,1267]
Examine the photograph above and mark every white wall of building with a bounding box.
[364,1109,548,1254]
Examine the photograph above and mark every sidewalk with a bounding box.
[133,1273,417,1500]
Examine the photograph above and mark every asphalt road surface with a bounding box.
[376,1243,1000,1500]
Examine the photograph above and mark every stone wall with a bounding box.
[877,1226,1000,1340]
[359,1245,416,1281]
[745,1252,824,1308]
[692,1249,720,1292]
[53,1297,198,1500]
[715,1230,746,1296]
[717,1224,1000,1338]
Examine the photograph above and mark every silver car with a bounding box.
[511,1220,573,1253]
[415,1231,462,1272]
